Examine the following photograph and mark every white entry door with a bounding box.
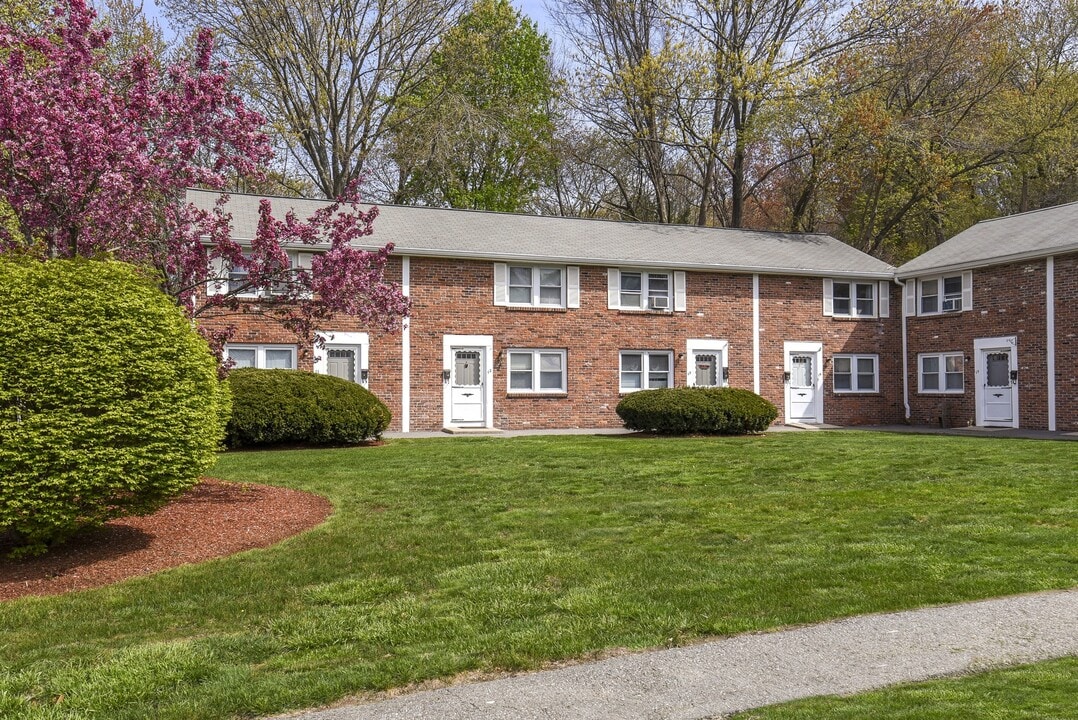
[980,348,1016,426]
[784,342,823,423]
[450,347,486,425]
[326,345,361,384]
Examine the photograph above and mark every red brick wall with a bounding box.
[1054,252,1078,431]
[905,259,1050,429]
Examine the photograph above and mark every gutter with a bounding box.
[895,243,1078,280]
[895,278,911,422]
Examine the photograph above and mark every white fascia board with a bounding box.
[895,243,1078,279]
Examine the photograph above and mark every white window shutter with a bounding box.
[822,278,834,316]
[878,281,890,318]
[206,256,229,296]
[607,268,620,309]
[567,266,580,308]
[962,271,973,311]
[904,280,917,316]
[673,271,687,311]
[493,262,508,306]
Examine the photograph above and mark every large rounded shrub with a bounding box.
[226,369,391,448]
[616,387,778,435]
[0,258,229,555]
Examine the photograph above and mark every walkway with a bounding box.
[275,589,1078,720]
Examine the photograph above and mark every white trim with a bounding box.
[566,265,581,308]
[493,262,508,306]
[402,256,411,432]
[916,352,965,395]
[504,263,567,308]
[897,278,911,420]
[313,331,370,387]
[878,281,890,318]
[915,273,970,316]
[783,341,823,424]
[619,350,674,393]
[832,353,879,394]
[752,274,761,394]
[443,334,494,429]
[506,349,568,394]
[1047,256,1056,431]
[673,271,687,311]
[895,243,1078,280]
[686,338,730,387]
[612,268,676,312]
[973,335,1019,428]
[224,343,297,370]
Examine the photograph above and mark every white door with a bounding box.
[787,351,821,423]
[980,349,1015,425]
[692,352,720,387]
[450,347,485,425]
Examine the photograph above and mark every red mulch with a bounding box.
[0,480,332,602]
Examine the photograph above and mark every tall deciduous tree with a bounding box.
[162,0,463,200]
[390,0,557,211]
[0,0,409,352]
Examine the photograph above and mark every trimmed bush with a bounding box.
[0,258,229,556]
[616,387,778,435]
[226,369,391,448]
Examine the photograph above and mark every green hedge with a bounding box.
[226,369,391,448]
[616,387,778,435]
[0,258,229,556]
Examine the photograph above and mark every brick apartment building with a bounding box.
[189,190,1076,433]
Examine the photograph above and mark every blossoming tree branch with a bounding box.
[0,0,409,354]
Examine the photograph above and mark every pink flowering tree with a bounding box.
[0,0,408,355]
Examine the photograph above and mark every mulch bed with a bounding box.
[0,480,332,602]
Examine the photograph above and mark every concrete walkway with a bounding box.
[276,589,1078,720]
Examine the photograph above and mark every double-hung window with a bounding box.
[225,344,297,370]
[919,352,964,393]
[507,349,567,393]
[620,351,673,392]
[620,271,671,310]
[508,265,564,306]
[833,354,878,393]
[914,273,970,315]
[825,279,887,318]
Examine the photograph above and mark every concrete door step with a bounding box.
[442,427,505,435]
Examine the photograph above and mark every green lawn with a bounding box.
[1,433,1075,719]
[733,657,1078,719]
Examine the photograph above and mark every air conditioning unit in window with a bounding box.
[649,296,670,310]
[941,298,962,312]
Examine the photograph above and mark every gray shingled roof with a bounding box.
[187,189,894,278]
[897,201,1078,278]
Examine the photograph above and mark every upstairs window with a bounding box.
[508,266,564,306]
[911,272,972,316]
[824,279,889,318]
[608,269,686,311]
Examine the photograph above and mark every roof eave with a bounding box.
[895,242,1078,279]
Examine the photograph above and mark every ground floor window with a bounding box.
[620,350,673,392]
[919,352,964,393]
[833,354,878,393]
[225,344,296,370]
[507,349,567,393]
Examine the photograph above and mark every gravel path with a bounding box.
[277,588,1078,720]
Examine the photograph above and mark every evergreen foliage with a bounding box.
[617,387,778,435]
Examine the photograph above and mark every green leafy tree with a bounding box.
[391,0,557,211]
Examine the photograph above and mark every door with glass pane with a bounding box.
[691,352,719,387]
[325,345,360,384]
[980,348,1015,425]
[450,347,485,425]
[786,348,822,423]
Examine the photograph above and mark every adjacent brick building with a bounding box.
[190,190,1075,433]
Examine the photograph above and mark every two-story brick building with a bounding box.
[189,190,1076,433]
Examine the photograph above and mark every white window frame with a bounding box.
[506,349,567,394]
[618,270,672,310]
[619,350,674,393]
[823,279,889,318]
[918,352,965,394]
[916,272,972,316]
[208,249,318,298]
[832,354,879,394]
[686,338,729,387]
[225,344,297,370]
[507,265,566,307]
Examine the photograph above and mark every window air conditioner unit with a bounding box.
[650,296,670,310]
[941,298,961,312]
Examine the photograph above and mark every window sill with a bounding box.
[915,310,965,318]
[833,391,881,395]
[504,305,569,313]
[917,391,966,395]
[505,392,568,398]
[828,315,880,321]
[617,309,677,316]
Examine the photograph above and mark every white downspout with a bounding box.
[1047,256,1056,431]
[895,277,911,422]
[401,256,411,433]
[752,274,761,395]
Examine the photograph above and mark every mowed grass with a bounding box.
[1,432,1075,719]
[733,657,1078,719]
